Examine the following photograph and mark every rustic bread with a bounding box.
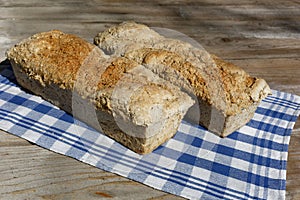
[6,30,194,154]
[94,21,271,137]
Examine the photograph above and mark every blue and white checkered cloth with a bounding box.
[0,65,300,200]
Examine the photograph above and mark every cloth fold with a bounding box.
[0,66,299,200]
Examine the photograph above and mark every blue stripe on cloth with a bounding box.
[170,131,287,169]
[255,106,298,121]
[0,73,14,83]
[0,109,289,199]
[216,145,285,169]
[180,120,292,153]
[0,108,267,199]
[264,93,299,109]
[178,152,285,190]
[0,108,159,171]
[0,90,75,124]
[249,119,293,137]
[143,163,254,199]
[0,102,284,196]
[228,131,289,152]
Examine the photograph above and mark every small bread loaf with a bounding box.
[94,22,271,137]
[6,30,194,154]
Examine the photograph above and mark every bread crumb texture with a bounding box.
[6,30,141,112]
[212,55,256,115]
[125,47,270,116]
[6,30,94,89]
[98,57,138,90]
[95,21,271,116]
[124,48,209,101]
[6,27,271,118]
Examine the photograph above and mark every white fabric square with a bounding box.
[39,114,60,126]
[80,152,102,167]
[22,129,42,143]
[0,117,15,130]
[225,177,248,199]
[143,174,168,190]
[50,140,72,154]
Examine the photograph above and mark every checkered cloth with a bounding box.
[0,66,300,200]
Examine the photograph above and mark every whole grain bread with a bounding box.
[94,21,271,137]
[6,30,194,154]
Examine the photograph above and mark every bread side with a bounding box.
[6,30,194,154]
[94,22,271,137]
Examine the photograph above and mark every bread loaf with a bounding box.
[6,30,194,154]
[94,21,271,137]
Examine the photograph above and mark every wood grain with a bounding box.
[0,0,299,199]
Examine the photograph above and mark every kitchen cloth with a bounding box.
[0,65,299,200]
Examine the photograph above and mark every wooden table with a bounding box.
[0,0,299,199]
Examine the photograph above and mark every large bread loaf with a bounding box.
[6,30,194,154]
[94,22,271,137]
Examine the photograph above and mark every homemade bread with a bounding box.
[6,30,194,154]
[94,21,271,137]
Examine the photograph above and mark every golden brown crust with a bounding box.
[98,57,139,90]
[95,21,271,115]
[6,30,141,105]
[211,55,257,115]
[6,30,94,89]
[124,48,270,116]
[124,48,210,100]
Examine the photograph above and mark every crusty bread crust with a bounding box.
[8,30,95,90]
[7,30,194,154]
[94,21,271,137]
[124,48,266,136]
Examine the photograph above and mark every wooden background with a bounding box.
[0,0,299,199]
